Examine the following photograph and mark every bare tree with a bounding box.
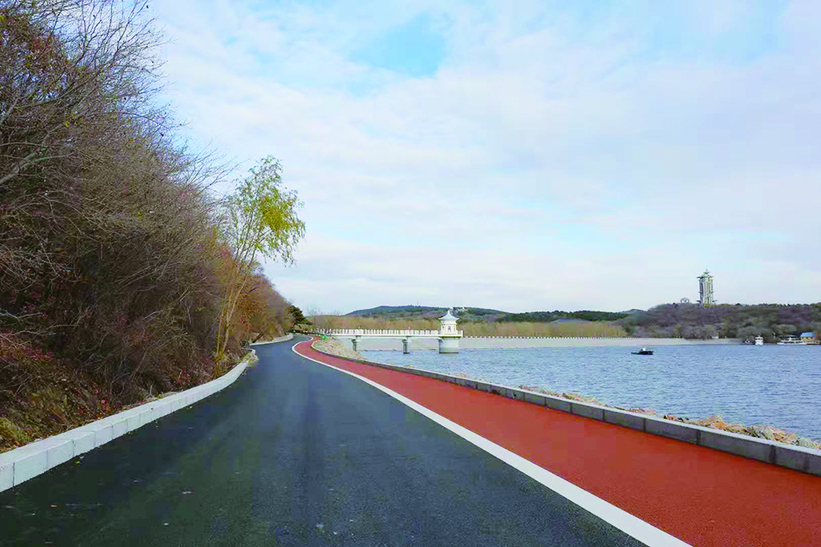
[0,1,296,404]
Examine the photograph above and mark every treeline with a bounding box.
[347,305,504,320]
[499,310,629,323]
[622,303,821,340]
[0,0,300,448]
[319,303,821,341]
[346,305,628,323]
[311,316,627,338]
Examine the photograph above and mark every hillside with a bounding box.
[339,303,821,342]
[621,303,821,340]
[345,305,628,323]
[499,310,630,322]
[346,305,507,321]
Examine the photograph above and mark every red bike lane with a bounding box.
[295,340,821,546]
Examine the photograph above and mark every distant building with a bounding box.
[438,309,461,353]
[439,309,458,335]
[800,332,818,344]
[697,269,715,306]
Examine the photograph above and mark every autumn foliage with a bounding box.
[0,0,294,449]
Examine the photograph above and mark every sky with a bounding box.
[151,0,821,314]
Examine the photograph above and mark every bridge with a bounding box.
[322,309,464,353]
[322,328,464,354]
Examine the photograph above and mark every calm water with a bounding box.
[361,345,821,441]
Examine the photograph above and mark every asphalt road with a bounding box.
[0,337,643,546]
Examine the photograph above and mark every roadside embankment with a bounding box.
[0,335,295,455]
[0,334,293,492]
[0,349,254,491]
[311,337,365,360]
[0,349,246,455]
[313,338,821,474]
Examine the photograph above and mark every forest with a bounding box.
[500,310,630,322]
[0,0,301,451]
[314,303,821,341]
[622,303,821,340]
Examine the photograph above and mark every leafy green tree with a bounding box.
[289,305,310,327]
[215,157,305,359]
[774,324,798,336]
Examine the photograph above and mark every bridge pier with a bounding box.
[438,337,460,354]
[328,321,463,356]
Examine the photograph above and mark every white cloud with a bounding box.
[152,0,821,312]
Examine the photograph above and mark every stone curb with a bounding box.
[310,343,821,477]
[249,333,293,347]
[0,334,294,493]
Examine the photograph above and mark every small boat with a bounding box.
[632,348,654,355]
[754,335,764,346]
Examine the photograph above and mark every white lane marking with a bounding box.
[292,341,689,547]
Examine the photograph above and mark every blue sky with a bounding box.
[351,13,446,77]
[153,0,820,313]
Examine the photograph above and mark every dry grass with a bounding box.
[520,385,603,405]
[0,344,250,454]
[465,321,626,338]
[0,417,31,446]
[670,415,820,449]
[311,316,627,338]
[312,338,365,361]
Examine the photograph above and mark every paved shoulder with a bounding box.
[0,338,642,546]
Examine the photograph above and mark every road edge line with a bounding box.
[293,341,688,547]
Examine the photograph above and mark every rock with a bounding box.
[750,426,776,440]
[797,437,820,449]
[561,392,601,405]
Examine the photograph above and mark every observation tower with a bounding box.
[697,269,715,307]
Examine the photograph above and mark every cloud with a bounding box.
[152,0,821,312]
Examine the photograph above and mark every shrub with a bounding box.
[0,0,294,409]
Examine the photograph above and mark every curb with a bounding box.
[310,342,821,477]
[0,334,294,493]
[249,333,293,347]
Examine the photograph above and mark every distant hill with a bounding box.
[338,303,821,340]
[498,310,631,322]
[345,305,628,323]
[622,302,821,340]
[345,305,507,321]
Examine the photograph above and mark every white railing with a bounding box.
[315,331,626,340]
[320,328,463,337]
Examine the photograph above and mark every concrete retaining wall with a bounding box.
[0,333,294,493]
[311,343,821,477]
[341,336,738,351]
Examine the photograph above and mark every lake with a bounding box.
[361,344,821,441]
